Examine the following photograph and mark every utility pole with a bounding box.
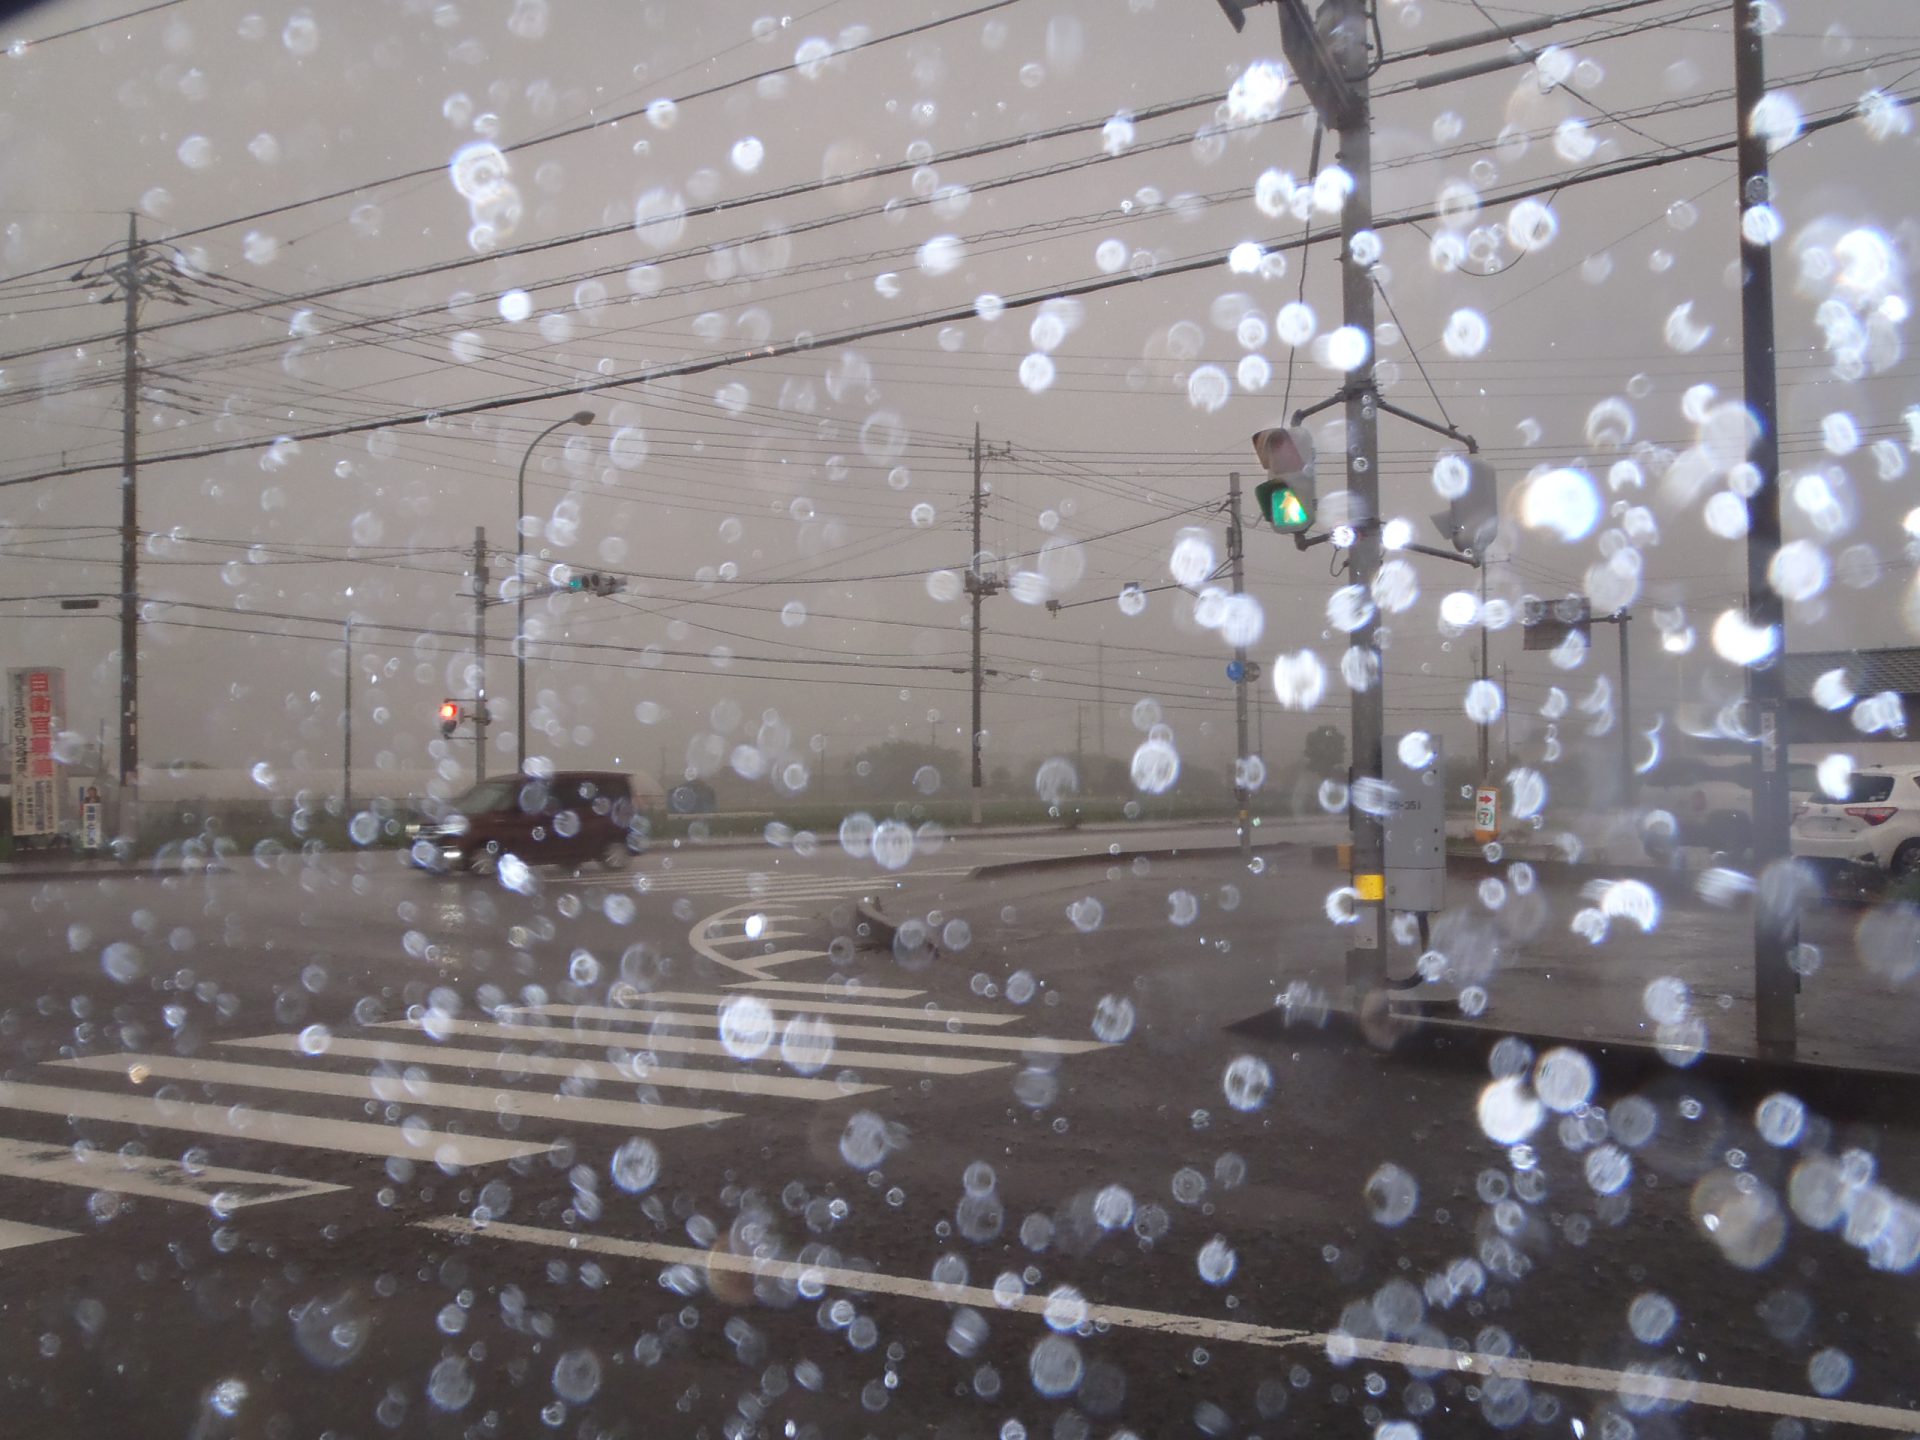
[472,527,489,784]
[1229,470,1253,862]
[343,618,353,814]
[1736,0,1797,1057]
[1291,0,1390,988]
[1615,609,1633,806]
[1478,561,1491,782]
[66,216,185,839]
[1501,661,1511,769]
[966,423,1011,824]
[118,213,140,827]
[1095,638,1106,773]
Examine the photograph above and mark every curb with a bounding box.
[969,838,1316,881]
[1227,997,1920,1121]
[0,862,232,883]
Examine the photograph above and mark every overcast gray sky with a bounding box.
[2,0,1916,805]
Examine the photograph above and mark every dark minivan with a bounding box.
[407,770,641,874]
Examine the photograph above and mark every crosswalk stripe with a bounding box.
[54,1055,738,1133]
[521,1004,1108,1056]
[720,980,925,999]
[525,992,1022,1028]
[219,1034,882,1102]
[715,947,830,969]
[374,1017,1009,1075]
[0,1217,76,1252]
[601,866,976,895]
[0,1079,545,1167]
[0,1135,343,1210]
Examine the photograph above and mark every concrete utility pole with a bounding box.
[1275,0,1391,986]
[966,423,1011,824]
[1095,638,1106,765]
[1333,10,1388,989]
[1735,0,1797,1057]
[118,214,142,825]
[1615,608,1633,806]
[69,213,186,837]
[1478,561,1491,782]
[342,618,353,814]
[472,527,490,784]
[1229,470,1253,862]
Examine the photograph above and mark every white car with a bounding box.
[1790,766,1920,878]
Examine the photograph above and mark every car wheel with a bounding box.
[467,847,498,877]
[599,842,630,871]
[1891,840,1920,879]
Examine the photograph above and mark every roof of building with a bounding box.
[1783,646,1920,700]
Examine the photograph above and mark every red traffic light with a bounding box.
[438,700,460,737]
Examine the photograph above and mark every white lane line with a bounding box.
[0,1217,77,1252]
[538,992,1022,1028]
[419,1215,1920,1435]
[0,1135,343,1210]
[220,1034,882,1102]
[0,1080,543,1167]
[720,980,925,1000]
[524,1004,1108,1056]
[373,1018,1008,1076]
[53,1055,737,1133]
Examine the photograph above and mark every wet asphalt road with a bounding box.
[0,837,1913,1439]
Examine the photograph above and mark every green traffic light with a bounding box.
[1255,478,1312,533]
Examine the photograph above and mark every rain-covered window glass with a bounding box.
[0,0,1917,1433]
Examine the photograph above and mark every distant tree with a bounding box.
[1304,725,1346,776]
[852,740,952,798]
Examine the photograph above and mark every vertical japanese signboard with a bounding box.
[7,668,66,838]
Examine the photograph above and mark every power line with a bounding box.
[17,102,1881,495]
[0,0,1752,381]
[3,0,186,48]
[0,0,1032,300]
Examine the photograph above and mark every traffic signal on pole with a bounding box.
[1429,455,1499,561]
[439,700,460,737]
[565,571,623,596]
[1250,426,1317,534]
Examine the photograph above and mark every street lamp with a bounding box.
[516,409,595,772]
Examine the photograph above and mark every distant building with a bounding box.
[1782,646,1919,744]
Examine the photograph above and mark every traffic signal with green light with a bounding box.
[1250,426,1317,534]
[565,571,624,596]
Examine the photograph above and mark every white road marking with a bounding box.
[221,1034,882,1102]
[526,1004,1108,1056]
[420,1215,1920,1435]
[54,1055,737,1133]
[0,1217,76,1252]
[716,947,832,970]
[0,1080,542,1167]
[374,1017,1008,1076]
[526,991,1022,1028]
[720,979,925,1000]
[0,1135,343,1210]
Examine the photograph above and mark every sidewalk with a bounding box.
[0,854,231,882]
[1218,857,1920,1106]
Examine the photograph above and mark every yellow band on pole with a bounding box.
[1354,873,1385,901]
